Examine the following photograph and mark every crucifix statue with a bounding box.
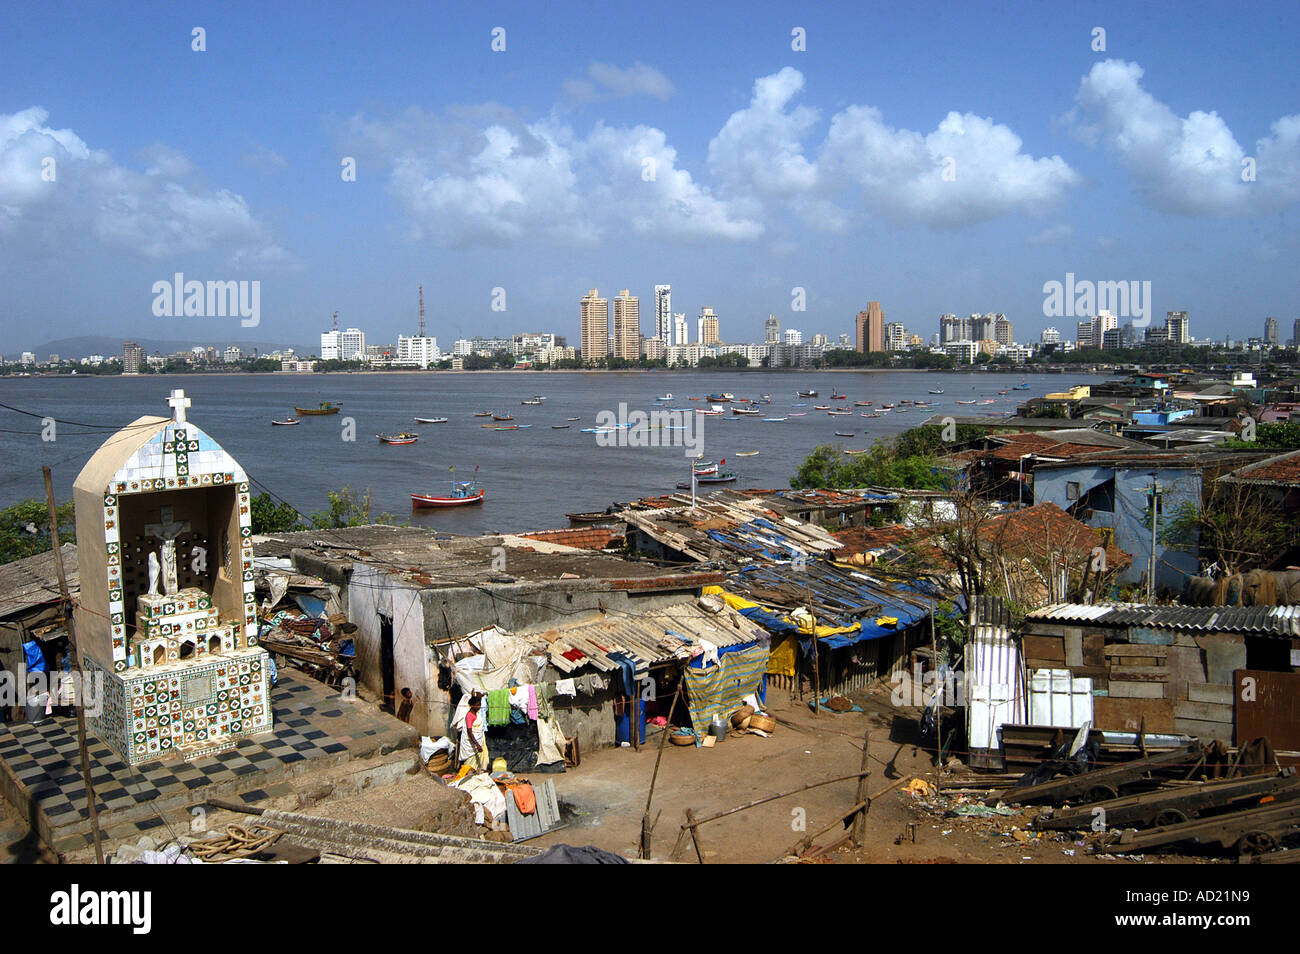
[144,505,191,596]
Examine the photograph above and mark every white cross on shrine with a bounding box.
[168,388,191,423]
[144,505,190,544]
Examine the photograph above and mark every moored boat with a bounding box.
[797,389,818,397]
[378,432,419,444]
[413,416,448,424]
[411,484,485,507]
[271,417,299,426]
[295,402,342,415]
[493,413,515,421]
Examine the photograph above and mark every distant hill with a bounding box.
[8,335,312,362]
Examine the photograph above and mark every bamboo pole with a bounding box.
[680,770,872,831]
[43,466,104,864]
[684,808,705,864]
[851,729,871,846]
[639,672,683,859]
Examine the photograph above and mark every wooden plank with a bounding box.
[1110,666,1169,682]
[1174,718,1233,743]
[1174,700,1234,723]
[1093,695,1174,732]
[1022,635,1065,665]
[1082,633,1105,668]
[1188,683,1234,705]
[1103,645,1169,658]
[1107,682,1165,699]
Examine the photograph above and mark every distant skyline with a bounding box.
[2,0,1298,350]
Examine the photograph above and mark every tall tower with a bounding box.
[856,302,884,353]
[673,313,688,346]
[765,314,780,344]
[698,307,719,346]
[654,285,672,345]
[418,285,425,337]
[613,289,641,360]
[580,288,610,363]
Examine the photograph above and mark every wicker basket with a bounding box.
[730,705,755,728]
[425,754,452,774]
[670,733,696,746]
[748,714,776,733]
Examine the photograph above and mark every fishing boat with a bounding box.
[731,406,761,415]
[831,390,846,400]
[295,402,342,415]
[413,416,448,424]
[834,431,855,437]
[929,388,945,394]
[813,404,830,411]
[1013,382,1031,390]
[863,412,882,418]
[378,432,419,444]
[411,477,485,508]
[271,417,299,426]
[705,392,734,403]
[492,413,515,421]
[566,510,621,523]
[473,411,493,417]
[552,424,571,429]
[736,451,759,457]
[677,472,737,488]
[484,424,531,430]
[827,409,852,416]
[696,405,725,416]
[521,398,543,406]
[655,393,673,401]
[788,412,807,417]
[797,389,818,398]
[692,461,718,475]
[977,399,996,406]
[567,417,581,421]
[763,417,787,422]
[853,401,872,407]
[956,399,977,405]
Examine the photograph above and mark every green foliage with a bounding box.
[790,440,951,492]
[309,486,395,529]
[1222,422,1300,450]
[894,423,986,459]
[250,493,302,534]
[0,498,75,565]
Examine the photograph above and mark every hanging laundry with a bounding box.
[526,685,539,721]
[554,678,577,697]
[487,688,512,726]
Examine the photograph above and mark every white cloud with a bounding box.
[706,68,1077,228]
[0,106,284,262]
[240,143,289,174]
[818,107,1079,227]
[1068,59,1300,214]
[348,109,760,247]
[563,62,674,103]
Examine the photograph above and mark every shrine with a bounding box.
[73,389,271,764]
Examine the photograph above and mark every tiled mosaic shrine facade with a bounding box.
[102,441,256,674]
[88,649,272,765]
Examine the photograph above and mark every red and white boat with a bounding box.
[411,487,485,507]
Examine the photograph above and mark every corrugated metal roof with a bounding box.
[526,600,767,673]
[0,544,78,620]
[1026,602,1300,636]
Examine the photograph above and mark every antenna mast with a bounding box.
[418,284,425,337]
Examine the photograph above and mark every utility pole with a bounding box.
[42,466,104,864]
[1147,474,1159,604]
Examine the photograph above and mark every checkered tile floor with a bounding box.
[0,671,413,845]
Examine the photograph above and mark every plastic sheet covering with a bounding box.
[965,621,1026,754]
[682,644,769,732]
[1028,668,1094,728]
[768,633,798,677]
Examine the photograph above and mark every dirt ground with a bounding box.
[523,682,1207,864]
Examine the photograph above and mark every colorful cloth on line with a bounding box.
[487,688,512,726]
[682,645,769,733]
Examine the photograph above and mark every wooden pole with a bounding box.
[785,774,912,858]
[43,466,104,865]
[808,585,820,717]
[680,770,872,830]
[684,808,705,864]
[850,730,871,846]
[931,596,943,767]
[639,673,683,859]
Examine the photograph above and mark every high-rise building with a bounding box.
[885,322,908,351]
[855,302,884,353]
[320,329,339,361]
[612,289,641,360]
[994,315,1014,346]
[939,313,970,345]
[764,315,781,344]
[122,341,144,374]
[673,313,688,346]
[1292,318,1300,350]
[1265,316,1279,347]
[580,288,609,363]
[338,328,366,362]
[697,307,719,346]
[1166,311,1189,344]
[1077,320,1095,349]
[395,335,440,368]
[654,285,672,345]
[783,329,803,345]
[1041,327,1060,344]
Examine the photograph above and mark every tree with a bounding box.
[1164,480,1292,575]
[0,498,75,565]
[309,486,395,528]
[250,493,302,534]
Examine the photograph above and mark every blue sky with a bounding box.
[2,0,1298,352]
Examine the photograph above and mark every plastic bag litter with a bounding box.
[906,777,935,798]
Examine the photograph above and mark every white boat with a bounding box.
[413,416,448,424]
